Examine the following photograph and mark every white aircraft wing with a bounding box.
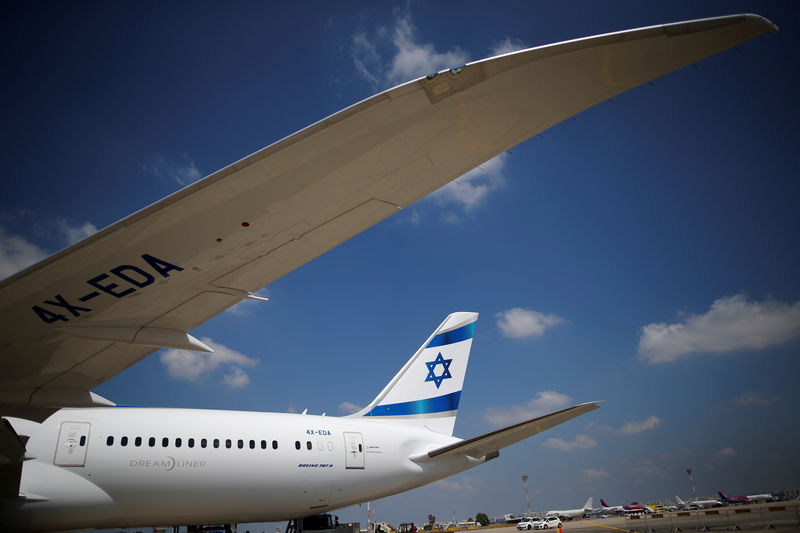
[0,14,777,419]
[416,402,601,461]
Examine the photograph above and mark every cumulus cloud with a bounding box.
[431,475,476,493]
[491,37,528,56]
[338,401,361,415]
[161,337,258,388]
[734,391,779,406]
[626,458,672,479]
[223,367,250,388]
[637,294,800,364]
[496,306,566,339]
[431,153,508,210]
[0,228,48,279]
[144,153,203,186]
[483,390,572,427]
[55,219,97,245]
[619,415,662,435]
[541,434,597,452]
[352,10,469,89]
[716,447,737,458]
[386,13,469,84]
[583,468,609,481]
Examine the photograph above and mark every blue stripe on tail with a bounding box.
[364,391,461,417]
[426,322,475,348]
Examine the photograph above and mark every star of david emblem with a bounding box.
[425,352,453,389]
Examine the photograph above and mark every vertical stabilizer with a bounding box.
[349,312,478,435]
[584,497,594,510]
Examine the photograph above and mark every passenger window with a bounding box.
[273,440,278,450]
[135,437,142,447]
[306,441,312,450]
[226,439,232,449]
[188,438,195,448]
[201,438,207,448]
[213,439,219,449]
[149,437,155,447]
[250,439,255,449]
[162,437,169,447]
[261,440,267,449]
[121,436,128,447]
[106,436,114,446]
[317,441,323,450]
[327,441,333,451]
[175,438,182,448]
[295,441,301,450]
[237,439,244,449]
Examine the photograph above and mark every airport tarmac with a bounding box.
[468,503,800,533]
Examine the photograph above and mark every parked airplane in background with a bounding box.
[719,491,776,504]
[0,12,777,533]
[600,499,650,514]
[718,491,750,504]
[676,495,722,509]
[547,497,594,519]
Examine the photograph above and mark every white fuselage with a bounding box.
[3,408,473,531]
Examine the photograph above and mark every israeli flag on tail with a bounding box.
[349,312,477,435]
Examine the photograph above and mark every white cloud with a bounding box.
[496,306,566,339]
[431,153,508,210]
[430,475,475,493]
[626,458,672,479]
[160,337,258,388]
[0,228,48,279]
[55,219,97,245]
[386,13,469,85]
[223,367,250,388]
[352,11,469,88]
[716,447,737,458]
[491,37,528,56]
[734,391,779,406]
[338,401,361,415]
[637,294,800,364]
[619,415,662,435]
[483,390,572,427]
[144,153,203,186]
[352,32,381,89]
[541,434,597,452]
[583,468,609,480]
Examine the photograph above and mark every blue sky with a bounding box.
[1,0,799,528]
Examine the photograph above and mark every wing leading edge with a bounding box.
[0,15,777,418]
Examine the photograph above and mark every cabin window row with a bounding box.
[104,436,334,452]
[104,436,280,450]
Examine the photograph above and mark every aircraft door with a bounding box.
[343,432,364,469]
[54,421,91,466]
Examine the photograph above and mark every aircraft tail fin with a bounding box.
[348,312,478,436]
[601,499,609,508]
[676,495,686,505]
[584,497,594,510]
[718,491,727,501]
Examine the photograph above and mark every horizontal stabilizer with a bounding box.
[416,401,601,461]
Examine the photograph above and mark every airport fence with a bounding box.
[623,504,800,532]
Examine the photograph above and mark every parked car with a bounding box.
[516,518,537,530]
[533,517,562,530]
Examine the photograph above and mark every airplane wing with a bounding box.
[416,402,601,461]
[0,14,777,419]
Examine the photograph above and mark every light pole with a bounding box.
[522,475,531,515]
[687,468,697,501]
